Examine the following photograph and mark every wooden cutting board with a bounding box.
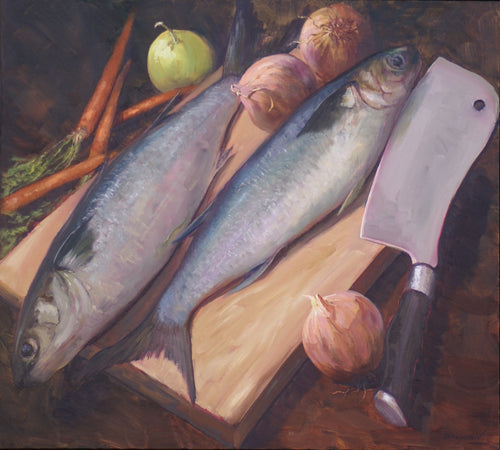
[0,78,397,447]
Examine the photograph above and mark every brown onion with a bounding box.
[230,53,317,132]
[296,3,376,86]
[302,291,384,382]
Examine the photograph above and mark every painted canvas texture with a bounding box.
[0,1,498,448]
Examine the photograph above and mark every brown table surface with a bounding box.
[1,1,498,448]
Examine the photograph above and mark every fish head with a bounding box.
[355,46,422,109]
[12,269,90,387]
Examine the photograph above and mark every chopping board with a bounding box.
[0,76,397,447]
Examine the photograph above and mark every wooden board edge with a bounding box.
[350,246,400,293]
[101,246,401,448]
[231,247,400,447]
[0,245,400,448]
[104,363,239,448]
[0,283,22,310]
[99,345,307,448]
[232,345,308,447]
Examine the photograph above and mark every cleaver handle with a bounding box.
[373,263,436,427]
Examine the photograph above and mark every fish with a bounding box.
[10,69,246,388]
[11,0,263,389]
[78,46,422,403]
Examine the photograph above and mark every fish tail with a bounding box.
[69,311,156,387]
[69,311,197,403]
[149,318,196,403]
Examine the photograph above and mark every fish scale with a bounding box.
[81,46,422,404]
[11,75,240,387]
[164,90,385,320]
[78,47,421,402]
[164,47,421,403]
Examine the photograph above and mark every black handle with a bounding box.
[374,263,436,427]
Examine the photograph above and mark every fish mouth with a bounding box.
[11,355,35,388]
[12,270,92,389]
[11,362,26,388]
[12,373,32,389]
[11,349,53,388]
[403,45,422,77]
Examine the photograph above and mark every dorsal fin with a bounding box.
[337,176,368,216]
[227,255,276,295]
[172,204,215,244]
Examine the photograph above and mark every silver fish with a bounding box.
[82,46,422,402]
[11,76,240,387]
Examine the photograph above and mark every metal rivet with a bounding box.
[474,99,485,111]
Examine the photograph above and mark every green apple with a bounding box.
[147,22,215,92]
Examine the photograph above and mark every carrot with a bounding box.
[76,11,136,139]
[1,152,119,214]
[2,75,200,213]
[114,84,197,125]
[89,59,132,158]
[1,10,137,202]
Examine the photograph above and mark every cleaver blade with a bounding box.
[360,57,499,428]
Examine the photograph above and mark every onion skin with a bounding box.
[296,3,376,86]
[302,291,384,382]
[230,53,317,132]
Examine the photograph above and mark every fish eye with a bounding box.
[20,338,38,360]
[387,53,407,71]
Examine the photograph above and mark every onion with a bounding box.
[296,3,376,86]
[147,22,215,92]
[302,291,384,382]
[230,53,317,132]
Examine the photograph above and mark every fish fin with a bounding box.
[69,310,156,387]
[144,91,182,132]
[172,205,213,244]
[216,145,235,173]
[149,318,195,403]
[56,222,96,269]
[45,157,108,268]
[229,256,275,295]
[337,177,367,216]
[222,0,261,76]
[71,312,197,403]
[215,99,243,174]
[156,219,190,255]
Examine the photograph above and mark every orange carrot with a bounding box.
[2,76,198,213]
[89,59,132,158]
[114,84,197,125]
[1,152,119,214]
[76,11,136,138]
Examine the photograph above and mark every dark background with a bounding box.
[0,1,498,448]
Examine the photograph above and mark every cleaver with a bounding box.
[360,57,499,427]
